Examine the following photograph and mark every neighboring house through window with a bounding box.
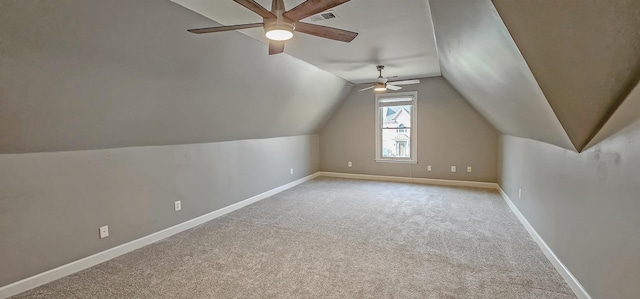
[397,124,406,133]
[375,91,418,163]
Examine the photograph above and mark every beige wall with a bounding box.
[320,77,499,182]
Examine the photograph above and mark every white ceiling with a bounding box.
[171,0,441,84]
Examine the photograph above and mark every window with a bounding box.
[375,91,417,163]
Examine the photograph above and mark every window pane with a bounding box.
[375,91,417,163]
[381,128,411,158]
[381,105,412,129]
[380,104,412,158]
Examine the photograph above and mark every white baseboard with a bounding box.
[319,172,588,298]
[0,172,589,299]
[496,187,591,299]
[317,171,498,189]
[0,173,320,299]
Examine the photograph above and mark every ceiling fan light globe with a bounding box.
[266,29,293,41]
[265,23,294,41]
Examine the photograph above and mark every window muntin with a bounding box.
[375,91,417,163]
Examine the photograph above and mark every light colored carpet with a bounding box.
[13,177,575,298]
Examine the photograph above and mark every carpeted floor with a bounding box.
[13,177,575,298]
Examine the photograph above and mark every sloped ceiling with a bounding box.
[3,0,637,154]
[429,0,574,150]
[586,80,640,150]
[492,0,640,152]
[0,0,351,153]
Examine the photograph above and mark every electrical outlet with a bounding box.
[451,166,456,172]
[99,225,109,239]
[467,166,472,173]
[427,165,432,171]
[518,188,522,199]
[290,168,294,175]
[348,161,352,167]
[174,201,181,211]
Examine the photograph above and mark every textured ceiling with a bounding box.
[492,0,640,152]
[171,0,441,84]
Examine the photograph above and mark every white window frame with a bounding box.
[375,91,418,164]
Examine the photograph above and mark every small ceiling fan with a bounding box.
[187,0,358,55]
[359,65,421,92]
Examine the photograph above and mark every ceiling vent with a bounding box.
[305,10,338,22]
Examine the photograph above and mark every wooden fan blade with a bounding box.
[295,22,358,42]
[387,85,402,91]
[188,23,263,34]
[284,0,350,21]
[389,79,420,85]
[359,86,375,92]
[269,40,285,55]
[233,0,276,18]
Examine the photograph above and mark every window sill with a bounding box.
[375,159,418,164]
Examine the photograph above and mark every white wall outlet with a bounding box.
[427,165,432,171]
[290,168,294,175]
[451,166,456,172]
[467,166,472,173]
[348,161,352,167]
[518,188,522,199]
[174,200,181,211]
[99,225,109,239]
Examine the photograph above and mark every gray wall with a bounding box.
[320,77,499,182]
[499,128,640,299]
[0,135,319,287]
[0,0,350,153]
[0,0,345,287]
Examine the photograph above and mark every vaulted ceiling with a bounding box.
[171,0,640,152]
[171,0,441,84]
[0,0,351,153]
[430,0,640,152]
[1,0,639,154]
[492,0,640,151]
[429,0,574,150]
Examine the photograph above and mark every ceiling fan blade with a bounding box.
[269,40,285,55]
[295,22,358,42]
[387,85,402,91]
[284,0,350,21]
[359,86,375,92]
[233,0,276,18]
[188,23,263,34]
[388,79,420,86]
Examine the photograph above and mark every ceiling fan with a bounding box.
[187,0,358,55]
[359,65,421,92]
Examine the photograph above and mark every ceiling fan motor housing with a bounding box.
[264,20,295,41]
